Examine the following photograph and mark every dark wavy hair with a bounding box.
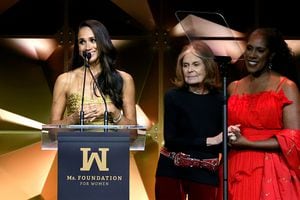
[70,19,123,109]
[173,40,221,91]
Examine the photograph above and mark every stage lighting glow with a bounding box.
[0,108,44,130]
[170,14,244,38]
[112,0,156,31]
[136,104,152,130]
[286,40,300,55]
[112,40,131,49]
[170,14,245,63]
[1,38,58,61]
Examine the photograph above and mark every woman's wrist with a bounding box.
[206,137,213,146]
[113,110,123,124]
[207,137,218,146]
[67,113,78,124]
[207,133,222,146]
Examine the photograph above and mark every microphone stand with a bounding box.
[222,63,228,200]
[84,55,109,132]
[215,56,231,200]
[79,62,88,132]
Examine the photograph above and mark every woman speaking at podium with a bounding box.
[50,19,137,127]
[48,19,149,200]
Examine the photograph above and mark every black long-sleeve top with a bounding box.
[156,87,223,186]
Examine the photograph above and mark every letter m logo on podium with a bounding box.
[80,147,109,171]
[57,132,130,200]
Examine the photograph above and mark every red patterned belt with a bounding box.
[160,147,219,171]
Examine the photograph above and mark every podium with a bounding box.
[41,124,146,200]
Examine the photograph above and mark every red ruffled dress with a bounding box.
[224,79,300,200]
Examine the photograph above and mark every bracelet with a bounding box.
[113,110,123,124]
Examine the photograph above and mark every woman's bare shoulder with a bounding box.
[228,79,243,94]
[117,70,134,82]
[56,69,80,84]
[281,77,300,98]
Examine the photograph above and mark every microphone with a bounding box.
[79,56,88,130]
[84,53,109,131]
[79,51,92,129]
[83,51,91,60]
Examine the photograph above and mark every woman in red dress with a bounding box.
[221,28,300,200]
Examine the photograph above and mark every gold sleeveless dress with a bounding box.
[66,93,113,125]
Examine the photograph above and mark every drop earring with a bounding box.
[268,62,272,70]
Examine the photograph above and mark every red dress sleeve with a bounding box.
[276,129,300,178]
